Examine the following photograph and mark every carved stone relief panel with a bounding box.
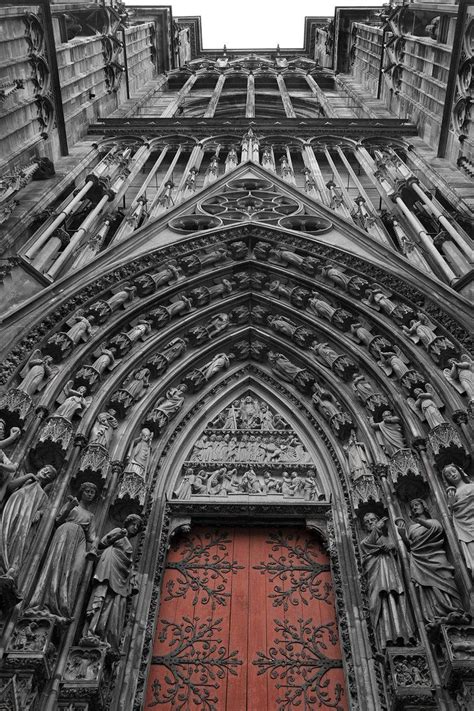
[173,392,325,500]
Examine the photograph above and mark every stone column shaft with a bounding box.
[276,74,296,117]
[204,74,226,117]
[161,73,197,118]
[245,73,255,118]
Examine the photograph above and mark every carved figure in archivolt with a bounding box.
[199,353,233,381]
[370,410,406,456]
[146,385,187,433]
[82,514,142,652]
[0,422,21,450]
[0,465,57,587]
[364,287,398,317]
[350,321,374,347]
[402,313,438,347]
[17,351,56,396]
[268,351,304,382]
[442,464,474,578]
[64,313,95,344]
[28,482,98,620]
[361,513,414,648]
[122,428,153,497]
[53,383,91,421]
[412,387,446,429]
[378,347,409,380]
[444,355,474,403]
[344,430,372,480]
[91,347,116,375]
[396,499,468,628]
[89,410,118,448]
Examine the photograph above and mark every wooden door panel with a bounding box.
[145,527,348,710]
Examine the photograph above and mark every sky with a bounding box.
[127,1,382,49]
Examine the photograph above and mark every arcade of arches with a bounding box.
[0,4,473,711]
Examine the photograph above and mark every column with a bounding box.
[161,73,198,118]
[335,146,391,245]
[245,73,255,118]
[276,74,296,118]
[303,145,331,206]
[204,74,226,118]
[305,73,338,118]
[148,145,183,218]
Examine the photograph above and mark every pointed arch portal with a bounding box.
[0,161,470,711]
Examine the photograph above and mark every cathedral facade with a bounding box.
[0,1,472,710]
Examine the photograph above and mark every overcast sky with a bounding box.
[127,1,382,48]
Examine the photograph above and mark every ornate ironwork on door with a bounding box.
[146,526,347,710]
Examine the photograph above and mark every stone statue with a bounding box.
[65,313,94,344]
[370,410,406,456]
[81,514,142,652]
[352,375,375,403]
[396,499,467,628]
[0,450,19,508]
[17,352,55,395]
[349,322,373,347]
[321,264,350,290]
[268,351,304,382]
[28,482,98,620]
[364,287,397,316]
[121,367,151,400]
[125,429,153,483]
[0,466,57,586]
[311,387,340,421]
[90,346,116,375]
[307,293,337,321]
[199,353,233,381]
[89,410,118,448]
[444,355,474,403]
[174,468,196,499]
[225,146,238,171]
[413,388,446,429]
[0,422,21,449]
[145,385,187,434]
[379,348,409,380]
[310,341,339,368]
[53,384,90,420]
[402,313,437,347]
[442,464,474,578]
[105,284,136,312]
[344,430,372,479]
[361,513,414,648]
[267,314,298,339]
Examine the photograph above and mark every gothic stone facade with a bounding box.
[0,2,472,710]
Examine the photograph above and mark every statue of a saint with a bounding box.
[444,355,474,403]
[344,430,372,479]
[89,410,118,448]
[28,482,98,619]
[370,411,405,456]
[82,514,142,651]
[442,464,474,577]
[53,384,90,420]
[396,499,467,628]
[17,352,55,396]
[361,513,414,647]
[0,465,57,583]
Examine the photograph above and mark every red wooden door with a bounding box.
[145,526,348,710]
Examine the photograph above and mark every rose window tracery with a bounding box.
[197,179,302,226]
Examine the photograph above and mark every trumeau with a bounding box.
[0,2,472,711]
